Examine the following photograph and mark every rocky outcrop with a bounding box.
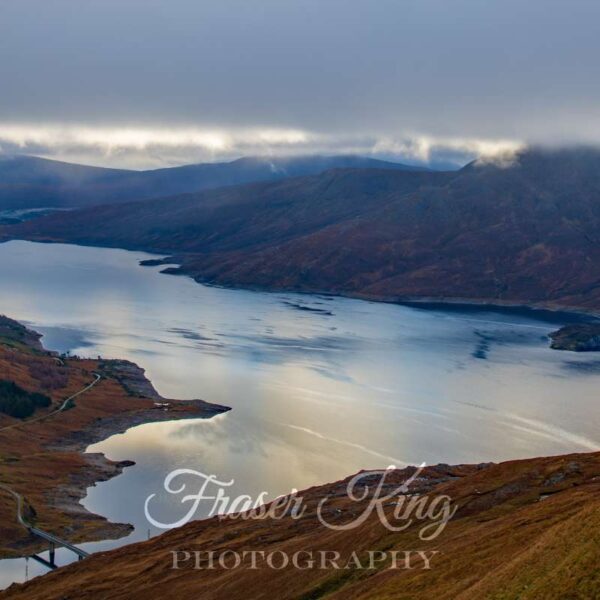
[549,323,600,351]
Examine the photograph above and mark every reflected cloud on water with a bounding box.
[1,240,600,588]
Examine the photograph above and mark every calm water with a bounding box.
[1,240,599,588]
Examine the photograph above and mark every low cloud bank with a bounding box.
[0,123,522,170]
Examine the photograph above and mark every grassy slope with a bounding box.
[0,316,228,558]
[2,452,598,599]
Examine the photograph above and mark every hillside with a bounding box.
[0,154,417,210]
[2,451,598,599]
[2,167,448,251]
[0,315,228,559]
[5,147,600,313]
[181,147,600,312]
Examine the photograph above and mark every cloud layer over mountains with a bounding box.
[1,0,598,167]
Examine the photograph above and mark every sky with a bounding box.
[1,0,599,169]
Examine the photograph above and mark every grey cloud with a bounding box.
[0,0,598,167]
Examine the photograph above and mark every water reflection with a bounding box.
[0,240,599,588]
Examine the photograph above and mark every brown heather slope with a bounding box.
[0,315,229,558]
[172,148,600,313]
[1,167,448,253]
[2,452,599,600]
[3,147,600,313]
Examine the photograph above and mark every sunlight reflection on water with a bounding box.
[0,240,599,587]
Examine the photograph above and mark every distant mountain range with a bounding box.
[3,147,600,313]
[0,154,424,210]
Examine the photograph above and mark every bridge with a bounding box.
[0,483,89,569]
[0,374,100,569]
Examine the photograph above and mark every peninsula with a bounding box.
[0,315,229,559]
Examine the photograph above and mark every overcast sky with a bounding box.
[1,0,599,168]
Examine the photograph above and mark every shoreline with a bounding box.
[0,241,597,559]
[0,241,599,596]
[3,237,599,323]
[151,253,600,324]
[183,272,600,324]
[39,396,230,556]
[0,317,230,560]
[4,449,599,599]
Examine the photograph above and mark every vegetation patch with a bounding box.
[0,379,51,419]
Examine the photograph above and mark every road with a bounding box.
[0,482,89,561]
[0,372,101,561]
[0,372,101,433]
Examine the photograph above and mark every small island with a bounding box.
[549,323,600,351]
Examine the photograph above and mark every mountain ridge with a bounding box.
[4,147,600,313]
[0,154,426,210]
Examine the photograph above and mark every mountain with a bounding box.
[0,155,130,187]
[0,156,131,211]
[3,167,448,251]
[4,147,600,313]
[0,154,423,211]
[3,451,599,599]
